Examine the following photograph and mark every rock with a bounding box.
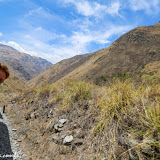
[59,119,68,124]
[54,124,63,132]
[25,114,31,120]
[54,119,68,132]
[54,124,58,130]
[17,139,22,142]
[74,139,83,146]
[12,129,17,131]
[11,101,16,104]
[30,100,34,104]
[49,110,53,115]
[63,135,73,145]
[52,134,62,144]
[58,123,63,128]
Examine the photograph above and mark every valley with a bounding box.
[0,22,160,160]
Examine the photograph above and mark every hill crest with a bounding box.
[29,22,160,87]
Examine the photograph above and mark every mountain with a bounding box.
[0,44,52,81]
[29,22,160,87]
[4,22,160,160]
[0,59,32,81]
[0,59,27,95]
[27,51,100,87]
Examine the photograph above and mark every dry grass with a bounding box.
[94,79,160,159]
[54,81,93,111]
[6,76,160,160]
[34,77,160,159]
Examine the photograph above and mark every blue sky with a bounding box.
[0,0,160,63]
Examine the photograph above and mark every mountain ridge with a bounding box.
[27,50,102,87]
[0,44,52,81]
[29,22,160,87]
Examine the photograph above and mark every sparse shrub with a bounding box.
[36,84,52,98]
[100,75,108,82]
[112,72,132,81]
[56,81,93,110]
[145,74,160,83]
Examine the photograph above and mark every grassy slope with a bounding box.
[6,77,160,160]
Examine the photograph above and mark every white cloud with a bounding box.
[0,32,3,37]
[0,24,131,64]
[129,0,160,14]
[0,41,27,53]
[64,0,121,17]
[24,7,53,19]
[107,2,121,15]
[0,2,134,64]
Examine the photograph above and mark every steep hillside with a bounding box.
[28,51,99,87]
[29,22,160,87]
[0,68,27,100]
[0,59,31,81]
[58,22,160,84]
[0,73,26,97]
[0,60,28,111]
[6,79,160,160]
[0,44,52,80]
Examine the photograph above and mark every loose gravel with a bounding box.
[0,107,26,160]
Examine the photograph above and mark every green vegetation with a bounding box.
[145,74,160,83]
[100,73,132,83]
[100,75,108,82]
[112,72,132,80]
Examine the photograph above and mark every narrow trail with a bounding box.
[0,107,26,160]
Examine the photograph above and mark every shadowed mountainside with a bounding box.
[0,59,31,81]
[0,44,52,81]
[0,59,27,93]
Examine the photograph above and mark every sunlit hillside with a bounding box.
[6,77,160,160]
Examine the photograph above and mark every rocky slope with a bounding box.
[5,79,160,160]
[0,44,52,81]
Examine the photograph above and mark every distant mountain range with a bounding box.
[29,22,160,87]
[0,44,52,81]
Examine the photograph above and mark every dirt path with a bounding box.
[0,107,26,160]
